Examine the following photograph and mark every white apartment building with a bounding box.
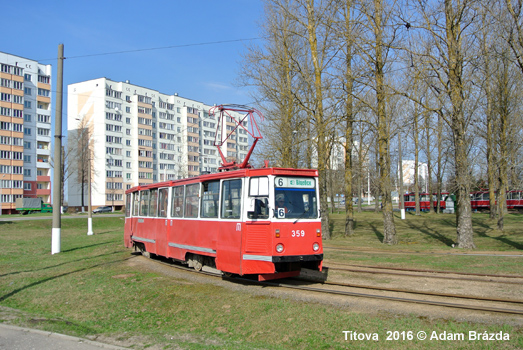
[400,160,429,190]
[67,78,249,210]
[0,52,52,214]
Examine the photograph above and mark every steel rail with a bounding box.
[321,280,523,305]
[323,245,523,258]
[326,266,523,285]
[325,261,523,279]
[243,279,523,316]
[137,255,523,316]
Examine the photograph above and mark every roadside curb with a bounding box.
[0,323,129,349]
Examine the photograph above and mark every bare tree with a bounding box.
[405,0,479,248]
[239,0,307,168]
[70,115,94,210]
[335,0,358,235]
[356,0,398,243]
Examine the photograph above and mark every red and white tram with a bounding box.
[470,190,523,211]
[123,105,323,280]
[124,168,323,280]
[402,192,449,212]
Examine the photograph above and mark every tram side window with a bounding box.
[149,188,158,217]
[125,194,131,217]
[132,192,140,216]
[185,184,199,218]
[248,177,269,219]
[140,190,150,216]
[221,179,242,219]
[201,181,220,218]
[158,188,169,218]
[171,186,184,217]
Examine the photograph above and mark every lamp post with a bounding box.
[76,116,93,235]
[367,166,371,206]
[87,154,93,235]
[398,136,405,220]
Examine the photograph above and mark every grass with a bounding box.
[0,215,522,349]
[325,211,523,275]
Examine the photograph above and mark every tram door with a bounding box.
[155,188,170,257]
[124,193,134,248]
[216,179,243,274]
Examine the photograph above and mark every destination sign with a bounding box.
[275,177,315,189]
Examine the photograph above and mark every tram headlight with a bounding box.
[276,243,284,253]
[312,242,320,252]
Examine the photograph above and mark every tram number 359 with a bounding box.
[292,230,305,237]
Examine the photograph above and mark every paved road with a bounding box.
[0,324,127,350]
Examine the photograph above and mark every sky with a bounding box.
[1,0,264,122]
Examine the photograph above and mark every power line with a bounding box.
[37,37,263,62]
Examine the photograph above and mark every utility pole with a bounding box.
[52,44,64,254]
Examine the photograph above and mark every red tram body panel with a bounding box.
[507,190,523,209]
[470,190,523,210]
[402,193,449,212]
[124,167,323,280]
[470,191,490,211]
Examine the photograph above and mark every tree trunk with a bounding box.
[343,0,355,236]
[413,110,420,215]
[375,0,396,244]
[445,0,474,248]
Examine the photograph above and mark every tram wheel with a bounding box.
[193,260,203,271]
[136,243,150,258]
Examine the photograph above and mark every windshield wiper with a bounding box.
[293,208,310,224]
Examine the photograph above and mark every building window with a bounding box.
[37,88,50,97]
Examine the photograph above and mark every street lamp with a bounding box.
[76,116,93,235]
[397,137,405,220]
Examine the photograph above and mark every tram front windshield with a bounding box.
[274,177,318,219]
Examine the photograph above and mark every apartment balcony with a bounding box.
[36,158,51,168]
[36,188,51,196]
[37,175,51,182]
[37,143,51,155]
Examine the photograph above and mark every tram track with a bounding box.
[318,279,523,305]
[249,278,523,316]
[324,261,523,279]
[323,245,523,258]
[137,254,523,317]
[324,264,523,285]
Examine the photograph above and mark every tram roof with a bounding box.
[125,167,319,194]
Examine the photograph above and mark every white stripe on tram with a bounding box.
[243,254,272,262]
[132,236,156,244]
[168,242,216,254]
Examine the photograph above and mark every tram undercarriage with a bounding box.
[133,241,322,281]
